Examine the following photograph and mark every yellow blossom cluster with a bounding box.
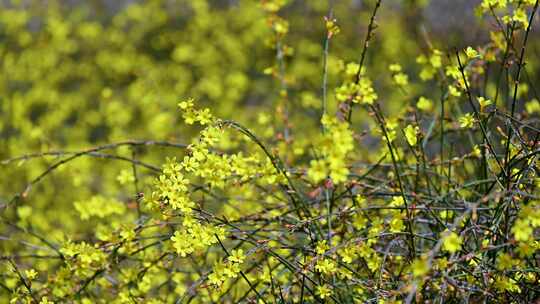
[512,200,540,243]
[307,114,354,184]
[335,63,378,105]
[74,195,126,220]
[208,249,246,288]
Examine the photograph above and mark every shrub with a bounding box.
[1,0,540,303]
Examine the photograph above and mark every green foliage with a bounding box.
[1,0,540,303]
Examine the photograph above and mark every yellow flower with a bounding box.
[448,85,462,97]
[526,99,540,114]
[459,113,475,128]
[338,246,357,263]
[393,73,409,86]
[354,78,378,105]
[195,108,213,125]
[442,231,462,253]
[178,98,194,110]
[404,124,418,146]
[325,17,340,37]
[494,275,521,293]
[273,19,289,35]
[517,242,536,257]
[417,96,433,112]
[229,249,245,264]
[208,263,226,286]
[316,240,329,255]
[16,206,32,221]
[353,213,368,229]
[389,63,402,72]
[307,159,328,183]
[389,63,408,86]
[390,196,404,206]
[480,0,507,11]
[223,262,241,278]
[345,62,360,77]
[446,65,461,80]
[389,215,405,232]
[39,297,54,304]
[512,219,532,242]
[73,196,126,220]
[116,169,135,185]
[316,284,332,299]
[419,66,436,81]
[410,258,429,278]
[477,96,492,111]
[171,231,194,257]
[315,258,337,275]
[512,8,529,27]
[430,49,443,68]
[308,115,354,184]
[472,145,482,157]
[439,210,454,220]
[355,194,367,207]
[465,46,479,59]
[496,253,516,270]
[25,269,38,281]
[383,120,398,142]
